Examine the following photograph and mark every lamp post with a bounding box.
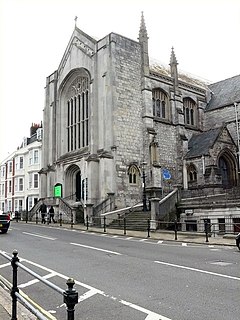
[141,162,147,212]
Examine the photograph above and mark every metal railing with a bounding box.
[0,250,78,320]
[84,216,239,241]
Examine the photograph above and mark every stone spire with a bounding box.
[138,12,149,75]
[170,47,179,88]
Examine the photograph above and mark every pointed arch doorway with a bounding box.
[218,151,237,188]
[65,164,81,201]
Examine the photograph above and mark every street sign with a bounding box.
[162,169,171,180]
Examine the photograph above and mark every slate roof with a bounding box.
[206,75,240,111]
[185,127,222,159]
[150,58,210,89]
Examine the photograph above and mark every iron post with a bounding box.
[147,218,150,237]
[103,216,106,232]
[63,278,78,320]
[11,250,19,320]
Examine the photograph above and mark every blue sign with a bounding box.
[162,169,171,180]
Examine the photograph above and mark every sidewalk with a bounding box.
[0,222,237,319]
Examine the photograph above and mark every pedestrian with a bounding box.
[49,206,56,223]
[39,202,47,224]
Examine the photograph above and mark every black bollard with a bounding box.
[103,216,106,232]
[123,217,126,235]
[174,220,178,240]
[86,215,89,230]
[36,211,38,224]
[60,212,62,227]
[147,218,150,238]
[11,250,19,320]
[63,278,78,320]
[204,220,209,243]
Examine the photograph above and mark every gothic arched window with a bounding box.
[188,164,197,182]
[128,165,140,184]
[183,98,197,126]
[152,89,169,120]
[67,76,89,152]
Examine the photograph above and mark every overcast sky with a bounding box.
[0,0,239,162]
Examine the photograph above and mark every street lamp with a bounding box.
[141,162,147,212]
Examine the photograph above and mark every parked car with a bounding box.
[0,211,11,234]
[236,233,240,250]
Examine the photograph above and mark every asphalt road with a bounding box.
[0,222,239,320]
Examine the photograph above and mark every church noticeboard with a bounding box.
[54,183,62,198]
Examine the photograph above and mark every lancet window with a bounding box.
[67,76,89,152]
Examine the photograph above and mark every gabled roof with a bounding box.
[185,127,222,159]
[206,74,240,111]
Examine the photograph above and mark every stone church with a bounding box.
[40,13,240,227]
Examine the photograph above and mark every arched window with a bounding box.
[183,98,197,126]
[152,89,169,119]
[67,76,89,152]
[188,164,197,182]
[128,165,139,184]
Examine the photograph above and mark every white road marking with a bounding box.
[157,240,163,244]
[0,262,11,268]
[19,272,57,288]
[125,237,133,240]
[139,239,148,242]
[182,243,187,246]
[14,257,172,320]
[154,260,240,281]
[120,299,171,320]
[70,242,122,255]
[22,232,56,240]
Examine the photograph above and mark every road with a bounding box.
[0,221,239,320]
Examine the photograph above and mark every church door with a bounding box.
[218,154,236,188]
[76,171,81,201]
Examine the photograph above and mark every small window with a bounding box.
[33,174,38,188]
[188,164,197,182]
[152,89,169,120]
[128,165,139,184]
[183,98,197,126]
[20,156,24,169]
[19,178,24,191]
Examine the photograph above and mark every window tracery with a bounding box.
[67,76,89,152]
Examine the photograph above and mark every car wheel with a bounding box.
[1,229,8,234]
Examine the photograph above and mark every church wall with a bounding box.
[109,34,143,207]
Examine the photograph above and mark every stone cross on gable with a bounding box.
[74,16,78,27]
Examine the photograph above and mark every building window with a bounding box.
[19,178,24,191]
[152,89,169,119]
[8,180,12,193]
[8,200,12,212]
[8,161,13,173]
[20,156,23,169]
[128,165,139,184]
[67,76,89,152]
[34,150,39,164]
[1,166,5,177]
[1,183,4,195]
[183,98,197,126]
[19,200,23,211]
[188,164,197,182]
[33,174,38,188]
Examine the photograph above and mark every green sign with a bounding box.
[54,184,62,197]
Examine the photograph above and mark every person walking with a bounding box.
[49,206,56,223]
[39,202,47,224]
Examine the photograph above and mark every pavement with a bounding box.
[0,222,238,319]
